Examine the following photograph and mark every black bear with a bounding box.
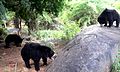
[5,34,23,48]
[98,8,120,27]
[21,42,54,71]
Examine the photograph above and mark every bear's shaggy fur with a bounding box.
[5,34,23,48]
[21,42,54,71]
[98,8,120,27]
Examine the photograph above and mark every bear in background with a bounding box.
[98,8,120,27]
[5,34,23,48]
[21,42,54,71]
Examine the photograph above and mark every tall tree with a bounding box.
[2,0,66,34]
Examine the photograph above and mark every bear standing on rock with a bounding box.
[5,34,23,48]
[98,8,120,27]
[21,42,54,71]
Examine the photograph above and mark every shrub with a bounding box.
[59,0,114,27]
[32,30,64,41]
[0,27,8,39]
[61,21,80,40]
[32,21,80,41]
[111,50,120,72]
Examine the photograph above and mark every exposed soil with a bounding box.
[0,43,53,72]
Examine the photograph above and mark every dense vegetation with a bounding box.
[0,0,120,40]
[0,0,120,71]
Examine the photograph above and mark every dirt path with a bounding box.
[0,44,51,72]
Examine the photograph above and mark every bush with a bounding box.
[111,50,120,72]
[30,0,117,41]
[31,21,80,41]
[0,27,8,39]
[59,0,114,27]
[113,1,120,13]
[61,21,80,40]
[32,30,64,41]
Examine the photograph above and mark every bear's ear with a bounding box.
[105,8,108,10]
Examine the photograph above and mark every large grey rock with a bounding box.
[46,25,120,72]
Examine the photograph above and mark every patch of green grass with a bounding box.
[32,30,65,41]
[111,50,120,72]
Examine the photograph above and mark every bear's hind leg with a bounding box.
[5,42,10,48]
[15,43,21,47]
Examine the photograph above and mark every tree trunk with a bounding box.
[13,17,22,35]
[27,22,31,35]
[27,19,37,35]
[18,18,22,35]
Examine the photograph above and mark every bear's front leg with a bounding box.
[42,57,47,65]
[104,22,107,27]
[24,60,31,68]
[115,20,119,27]
[107,20,113,27]
[33,59,40,71]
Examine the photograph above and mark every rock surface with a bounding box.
[46,25,120,72]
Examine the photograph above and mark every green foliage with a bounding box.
[29,0,66,16]
[0,27,8,39]
[2,0,119,42]
[19,0,32,21]
[59,0,115,27]
[37,12,53,25]
[0,1,6,20]
[71,2,98,26]
[0,20,4,24]
[32,30,64,41]
[111,50,120,72]
[3,0,66,21]
[5,11,15,21]
[113,1,120,11]
[32,20,80,41]
[42,12,53,23]
[61,21,80,40]
[2,0,67,33]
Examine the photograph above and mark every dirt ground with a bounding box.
[0,43,53,72]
